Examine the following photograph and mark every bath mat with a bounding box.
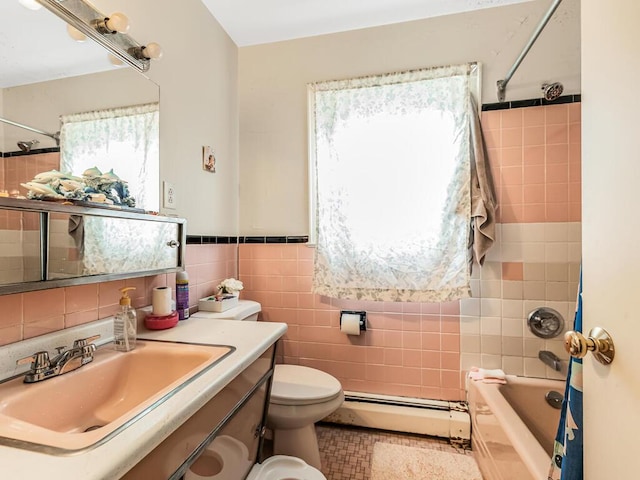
[370,442,481,480]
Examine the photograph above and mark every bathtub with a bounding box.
[467,376,564,480]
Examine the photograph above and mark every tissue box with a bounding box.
[198,295,238,312]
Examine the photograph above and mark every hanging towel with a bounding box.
[469,96,497,267]
[549,268,583,480]
[468,366,507,384]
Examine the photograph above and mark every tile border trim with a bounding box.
[186,235,309,245]
[482,94,581,112]
[1,147,61,158]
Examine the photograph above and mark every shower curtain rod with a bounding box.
[0,116,60,145]
[496,0,563,102]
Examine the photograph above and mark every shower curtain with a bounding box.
[549,269,583,480]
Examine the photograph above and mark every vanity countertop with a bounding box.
[0,318,287,479]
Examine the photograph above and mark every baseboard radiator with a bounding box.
[323,391,471,448]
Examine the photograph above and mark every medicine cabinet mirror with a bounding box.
[0,198,185,296]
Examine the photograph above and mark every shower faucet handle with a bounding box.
[564,327,615,365]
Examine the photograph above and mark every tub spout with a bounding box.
[538,350,562,371]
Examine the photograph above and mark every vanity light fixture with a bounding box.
[131,42,163,61]
[94,12,130,35]
[37,0,162,72]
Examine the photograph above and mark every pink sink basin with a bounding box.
[0,340,233,454]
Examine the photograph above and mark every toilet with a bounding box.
[191,300,344,472]
[267,364,344,469]
[185,436,325,480]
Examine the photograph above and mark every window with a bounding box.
[60,103,159,210]
[309,63,484,302]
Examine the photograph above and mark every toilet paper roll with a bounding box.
[340,313,362,335]
[152,286,172,316]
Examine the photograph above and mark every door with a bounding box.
[582,1,640,478]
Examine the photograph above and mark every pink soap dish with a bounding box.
[145,311,179,330]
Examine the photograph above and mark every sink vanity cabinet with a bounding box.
[0,318,286,480]
[122,344,275,479]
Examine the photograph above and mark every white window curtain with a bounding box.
[60,103,159,210]
[310,64,477,302]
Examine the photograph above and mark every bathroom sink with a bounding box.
[0,340,233,454]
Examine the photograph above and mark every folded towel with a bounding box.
[468,367,507,384]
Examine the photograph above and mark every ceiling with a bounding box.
[201,0,534,47]
[1,0,534,88]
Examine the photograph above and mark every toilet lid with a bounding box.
[271,365,342,406]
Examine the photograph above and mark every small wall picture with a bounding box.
[203,146,216,173]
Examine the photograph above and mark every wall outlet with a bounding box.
[163,181,176,209]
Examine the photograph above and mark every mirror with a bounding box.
[0,198,185,295]
[0,1,159,203]
[0,209,42,284]
[0,2,171,295]
[48,213,179,279]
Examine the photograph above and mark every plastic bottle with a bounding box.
[176,271,190,320]
[114,287,137,351]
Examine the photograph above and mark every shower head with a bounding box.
[542,82,564,102]
[17,140,39,152]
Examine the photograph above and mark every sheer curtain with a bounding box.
[310,64,477,302]
[60,103,159,210]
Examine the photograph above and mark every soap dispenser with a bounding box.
[114,287,137,352]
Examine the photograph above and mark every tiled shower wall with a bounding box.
[466,103,581,380]
[241,102,581,401]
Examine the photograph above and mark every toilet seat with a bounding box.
[271,365,342,406]
[184,436,252,480]
[246,455,327,480]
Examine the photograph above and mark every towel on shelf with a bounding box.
[468,366,507,384]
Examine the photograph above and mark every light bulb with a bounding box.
[142,43,163,60]
[108,54,124,66]
[105,12,130,34]
[18,0,42,10]
[67,24,87,42]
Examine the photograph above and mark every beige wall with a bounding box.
[238,0,580,236]
[119,0,240,236]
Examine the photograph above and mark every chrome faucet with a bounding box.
[538,350,562,371]
[16,335,100,383]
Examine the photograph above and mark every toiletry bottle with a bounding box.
[114,287,137,351]
[176,271,190,320]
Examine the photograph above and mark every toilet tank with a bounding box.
[191,300,261,321]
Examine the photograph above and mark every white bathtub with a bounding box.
[467,376,564,480]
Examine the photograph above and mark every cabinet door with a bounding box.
[186,382,269,480]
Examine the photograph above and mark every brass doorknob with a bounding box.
[564,327,615,365]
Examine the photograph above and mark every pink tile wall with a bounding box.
[0,244,237,346]
[482,103,581,223]
[2,152,60,196]
[240,102,582,402]
[239,244,465,401]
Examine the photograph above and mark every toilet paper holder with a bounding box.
[340,310,367,332]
